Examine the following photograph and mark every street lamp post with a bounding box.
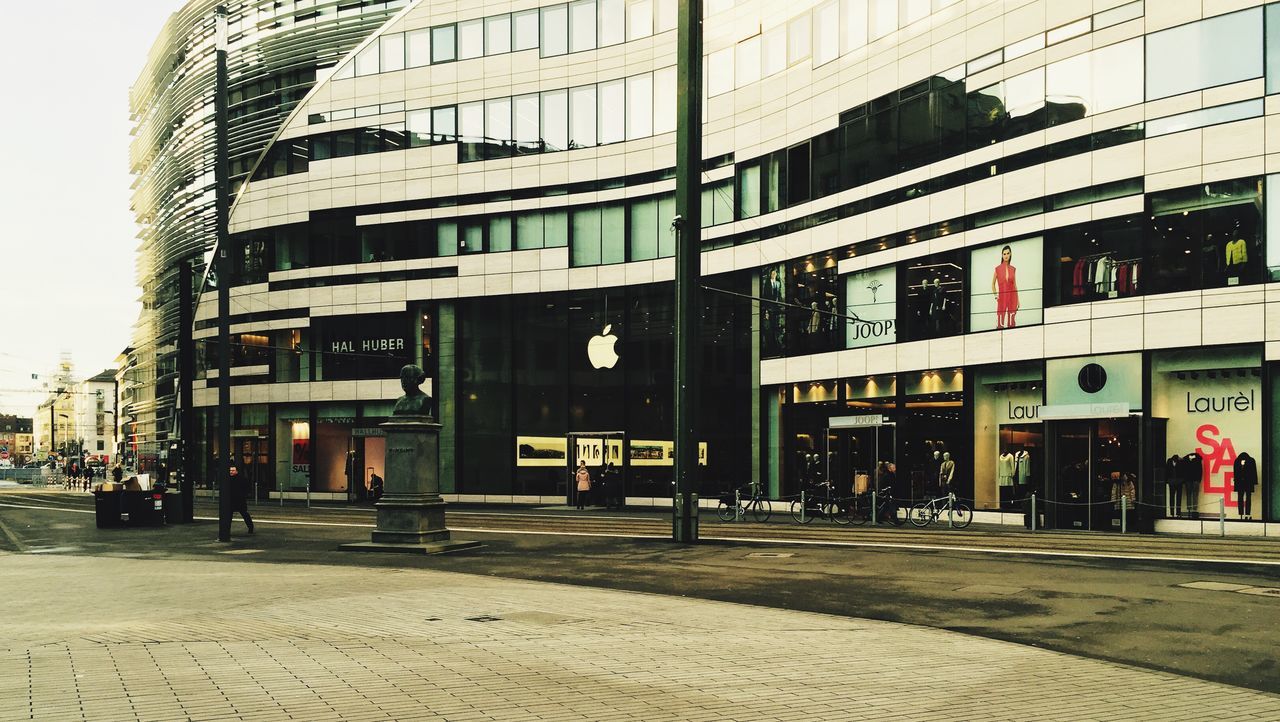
[214,5,233,543]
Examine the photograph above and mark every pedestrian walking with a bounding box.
[574,461,592,510]
[83,465,94,492]
[229,465,255,534]
[600,461,618,509]
[111,464,124,484]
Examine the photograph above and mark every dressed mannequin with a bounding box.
[1165,455,1183,516]
[938,451,956,494]
[1182,452,1204,518]
[1224,219,1248,284]
[1013,449,1031,489]
[997,452,1015,488]
[929,450,942,485]
[1233,451,1258,518]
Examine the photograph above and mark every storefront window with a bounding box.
[312,312,412,381]
[786,254,841,355]
[1046,215,1142,306]
[1147,178,1262,293]
[968,236,1043,332]
[1150,347,1262,521]
[761,263,787,358]
[900,369,965,501]
[844,264,896,348]
[973,364,1042,511]
[900,251,964,342]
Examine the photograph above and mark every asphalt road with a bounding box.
[3,491,1279,696]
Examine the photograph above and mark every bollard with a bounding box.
[871,489,878,526]
[735,489,742,522]
[948,492,955,529]
[1121,495,1127,534]
[1220,497,1226,538]
[801,490,807,524]
[1031,493,1037,532]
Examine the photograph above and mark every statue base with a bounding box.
[340,414,479,555]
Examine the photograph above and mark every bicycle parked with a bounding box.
[717,483,772,522]
[909,492,973,529]
[790,481,853,525]
[847,488,905,526]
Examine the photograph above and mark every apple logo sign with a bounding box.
[588,324,620,370]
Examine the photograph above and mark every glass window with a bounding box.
[787,143,810,206]
[1266,4,1280,95]
[599,0,625,46]
[542,89,569,151]
[544,209,569,247]
[1046,52,1089,127]
[357,127,382,155]
[626,73,653,139]
[486,15,512,55]
[813,1,839,67]
[1046,215,1142,306]
[845,265,897,348]
[515,212,544,250]
[787,14,811,65]
[870,0,896,40]
[381,123,406,152]
[569,84,598,147]
[481,98,508,148]
[598,79,625,143]
[458,19,484,59]
[572,207,602,266]
[541,5,568,56]
[354,42,379,76]
[1147,8,1262,100]
[657,194,675,256]
[1003,67,1045,140]
[601,203,626,264]
[436,221,458,257]
[1046,17,1089,45]
[811,128,841,197]
[654,66,677,134]
[736,36,761,87]
[511,10,539,51]
[629,197,659,260]
[1149,178,1262,292]
[628,0,653,41]
[966,49,1001,75]
[407,109,431,147]
[380,33,405,72]
[333,62,354,80]
[460,221,485,254]
[333,130,357,157]
[708,47,734,96]
[431,25,456,63]
[901,251,965,341]
[737,161,761,218]
[459,102,484,143]
[1095,1,1143,30]
[762,25,786,76]
[841,0,868,54]
[656,0,677,32]
[569,0,598,52]
[311,133,332,160]
[1092,40,1143,113]
[489,216,513,252]
[432,106,457,142]
[514,93,540,148]
[1004,34,1043,61]
[1148,99,1263,137]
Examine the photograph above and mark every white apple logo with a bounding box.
[587,324,620,369]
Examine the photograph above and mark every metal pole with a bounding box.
[800,489,806,524]
[735,488,742,522]
[1121,495,1127,534]
[870,489,877,526]
[1031,493,1037,532]
[671,0,703,544]
[178,260,196,523]
[948,491,954,529]
[1219,497,1225,537]
[214,4,233,543]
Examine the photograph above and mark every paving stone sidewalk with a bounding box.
[0,552,1276,722]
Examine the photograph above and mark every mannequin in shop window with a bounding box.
[1181,451,1204,519]
[991,245,1019,329]
[1233,451,1258,518]
[926,278,946,334]
[1165,455,1183,516]
[997,450,1015,497]
[1224,219,1248,285]
[938,451,955,496]
[1013,448,1031,496]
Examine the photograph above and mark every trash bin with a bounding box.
[94,488,125,529]
[163,489,183,524]
[122,490,166,527]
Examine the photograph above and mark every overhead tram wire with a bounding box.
[699,284,876,328]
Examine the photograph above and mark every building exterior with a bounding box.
[126,0,409,458]
[0,416,34,467]
[188,0,1280,532]
[35,372,119,466]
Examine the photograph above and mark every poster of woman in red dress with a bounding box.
[991,245,1019,329]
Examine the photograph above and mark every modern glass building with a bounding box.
[126,0,405,461]
[188,0,1280,532]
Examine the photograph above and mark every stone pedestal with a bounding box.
[341,415,480,555]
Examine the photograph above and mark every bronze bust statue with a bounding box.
[393,364,433,417]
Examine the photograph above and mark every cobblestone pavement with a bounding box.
[1,552,1277,722]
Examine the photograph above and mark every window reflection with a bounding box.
[1146,7,1262,100]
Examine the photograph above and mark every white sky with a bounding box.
[0,1,180,416]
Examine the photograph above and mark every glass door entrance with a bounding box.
[1048,418,1139,530]
[825,422,895,498]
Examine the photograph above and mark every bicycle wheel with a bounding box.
[847,498,870,525]
[716,500,737,522]
[948,502,973,529]
[790,499,815,524]
[832,498,854,525]
[751,498,772,523]
[909,503,933,528]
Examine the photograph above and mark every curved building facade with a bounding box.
[193,0,1280,532]
[127,0,405,458]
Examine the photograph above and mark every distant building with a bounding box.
[0,415,33,466]
[34,370,118,465]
